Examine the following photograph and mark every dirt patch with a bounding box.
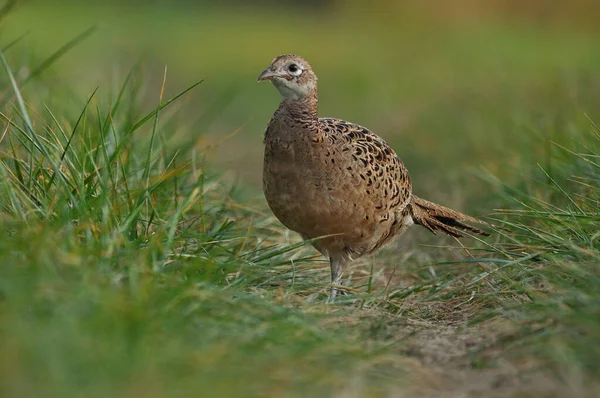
[398,321,557,398]
[325,307,595,398]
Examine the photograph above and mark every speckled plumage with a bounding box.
[259,55,489,298]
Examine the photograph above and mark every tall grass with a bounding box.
[481,126,600,380]
[0,41,413,397]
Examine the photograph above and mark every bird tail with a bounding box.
[407,195,490,238]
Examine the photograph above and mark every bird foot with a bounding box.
[327,284,349,303]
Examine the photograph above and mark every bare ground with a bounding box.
[321,306,594,398]
[292,231,599,398]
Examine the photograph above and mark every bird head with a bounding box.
[258,54,317,100]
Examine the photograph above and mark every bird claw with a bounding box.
[327,284,349,303]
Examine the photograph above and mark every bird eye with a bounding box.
[287,63,302,76]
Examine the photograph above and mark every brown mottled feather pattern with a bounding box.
[409,196,491,238]
[264,111,413,261]
[259,54,489,294]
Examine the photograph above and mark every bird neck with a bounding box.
[278,89,319,122]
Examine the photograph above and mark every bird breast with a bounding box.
[262,125,409,258]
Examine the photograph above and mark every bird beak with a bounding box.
[257,68,277,82]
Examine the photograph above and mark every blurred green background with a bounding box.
[4,0,600,198]
[2,2,600,396]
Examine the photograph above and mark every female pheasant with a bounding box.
[259,54,489,299]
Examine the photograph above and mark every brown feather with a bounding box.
[259,54,491,296]
[408,195,490,238]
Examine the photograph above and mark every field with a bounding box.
[1,1,600,397]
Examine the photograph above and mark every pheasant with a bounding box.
[258,54,489,299]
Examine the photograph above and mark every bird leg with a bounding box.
[328,256,344,302]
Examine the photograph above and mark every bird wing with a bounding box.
[318,118,412,212]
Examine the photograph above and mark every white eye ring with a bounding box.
[287,63,303,76]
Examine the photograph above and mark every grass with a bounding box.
[482,131,600,377]
[1,2,600,397]
[0,38,410,397]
